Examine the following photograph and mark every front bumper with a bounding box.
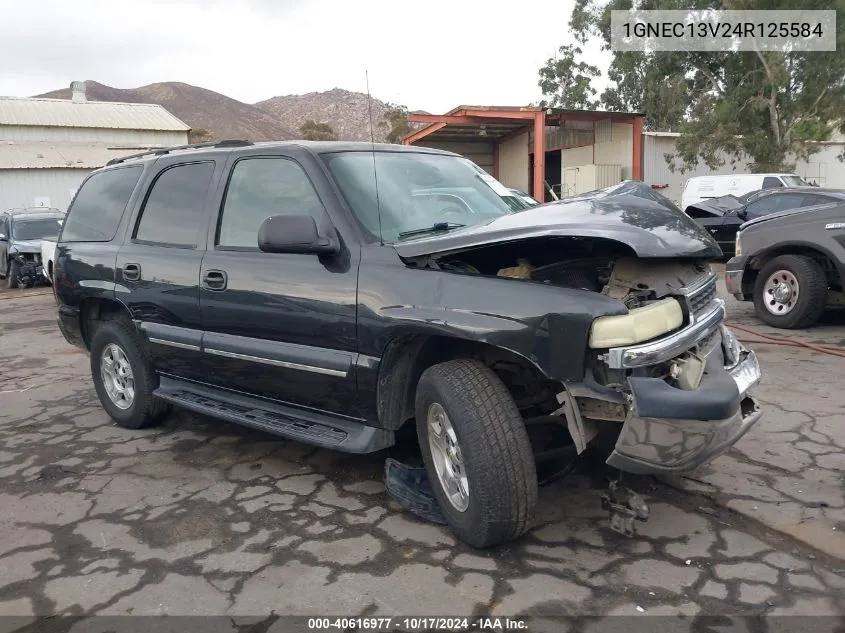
[725,256,748,300]
[605,327,763,475]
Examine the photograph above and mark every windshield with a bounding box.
[324,151,516,241]
[12,218,62,240]
[782,175,810,187]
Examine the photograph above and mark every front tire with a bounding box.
[416,359,538,548]
[90,319,172,429]
[753,255,827,329]
[6,259,19,289]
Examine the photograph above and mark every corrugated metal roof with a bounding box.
[0,97,190,131]
[0,141,166,169]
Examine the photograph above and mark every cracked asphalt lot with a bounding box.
[1,277,844,626]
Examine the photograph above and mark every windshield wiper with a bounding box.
[397,222,466,239]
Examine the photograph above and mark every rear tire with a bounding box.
[90,318,172,429]
[415,359,538,548]
[6,259,19,289]
[753,255,827,329]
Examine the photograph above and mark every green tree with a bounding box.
[188,127,213,143]
[299,120,338,141]
[537,44,601,109]
[383,103,412,144]
[541,0,845,173]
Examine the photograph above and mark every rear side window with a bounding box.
[762,176,784,189]
[135,162,215,248]
[60,166,142,242]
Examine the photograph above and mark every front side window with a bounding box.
[135,162,215,247]
[324,151,516,241]
[61,166,142,242]
[12,218,62,240]
[217,157,325,248]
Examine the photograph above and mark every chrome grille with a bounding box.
[686,276,718,321]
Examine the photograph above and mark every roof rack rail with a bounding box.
[106,139,254,166]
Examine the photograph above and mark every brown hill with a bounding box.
[255,88,398,142]
[36,80,298,141]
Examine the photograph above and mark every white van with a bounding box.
[681,173,809,212]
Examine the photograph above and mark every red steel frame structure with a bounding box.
[403,106,645,202]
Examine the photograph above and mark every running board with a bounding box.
[154,377,394,453]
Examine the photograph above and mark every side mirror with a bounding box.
[0,233,6,241]
[258,214,339,255]
[736,210,748,221]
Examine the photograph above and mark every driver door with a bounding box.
[198,152,363,417]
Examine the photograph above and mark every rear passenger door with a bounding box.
[116,157,223,380]
[198,151,361,417]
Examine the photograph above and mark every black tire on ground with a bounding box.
[6,259,19,289]
[753,255,828,329]
[415,359,538,548]
[89,318,172,429]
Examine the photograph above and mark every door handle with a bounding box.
[202,269,227,291]
[123,263,141,281]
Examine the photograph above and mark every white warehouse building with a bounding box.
[0,82,190,212]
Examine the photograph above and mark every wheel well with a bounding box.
[745,246,842,293]
[79,297,132,349]
[376,334,560,431]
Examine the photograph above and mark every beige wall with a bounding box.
[414,140,495,174]
[559,121,633,195]
[498,132,529,191]
[0,125,187,146]
[594,122,633,180]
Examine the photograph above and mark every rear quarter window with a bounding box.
[60,166,143,242]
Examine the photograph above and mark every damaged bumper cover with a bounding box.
[606,325,762,475]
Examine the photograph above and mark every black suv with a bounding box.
[53,140,762,547]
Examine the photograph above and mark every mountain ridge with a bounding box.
[36,81,420,143]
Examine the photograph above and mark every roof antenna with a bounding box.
[365,70,384,245]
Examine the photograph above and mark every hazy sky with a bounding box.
[0,0,610,112]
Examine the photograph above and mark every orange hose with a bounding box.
[726,321,845,359]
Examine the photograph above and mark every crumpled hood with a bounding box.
[686,195,745,217]
[10,239,42,254]
[394,180,722,260]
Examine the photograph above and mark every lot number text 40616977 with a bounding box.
[307,616,529,631]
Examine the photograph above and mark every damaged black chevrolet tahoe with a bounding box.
[53,140,763,548]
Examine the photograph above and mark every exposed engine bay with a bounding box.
[8,252,44,288]
[406,236,712,309]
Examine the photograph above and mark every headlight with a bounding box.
[735,233,742,257]
[589,298,684,348]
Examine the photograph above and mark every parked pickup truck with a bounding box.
[52,140,763,548]
[725,189,845,329]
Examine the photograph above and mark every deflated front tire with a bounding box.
[415,359,538,548]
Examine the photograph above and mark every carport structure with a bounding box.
[403,106,645,202]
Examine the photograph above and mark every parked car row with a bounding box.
[686,187,845,258]
[681,172,811,212]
